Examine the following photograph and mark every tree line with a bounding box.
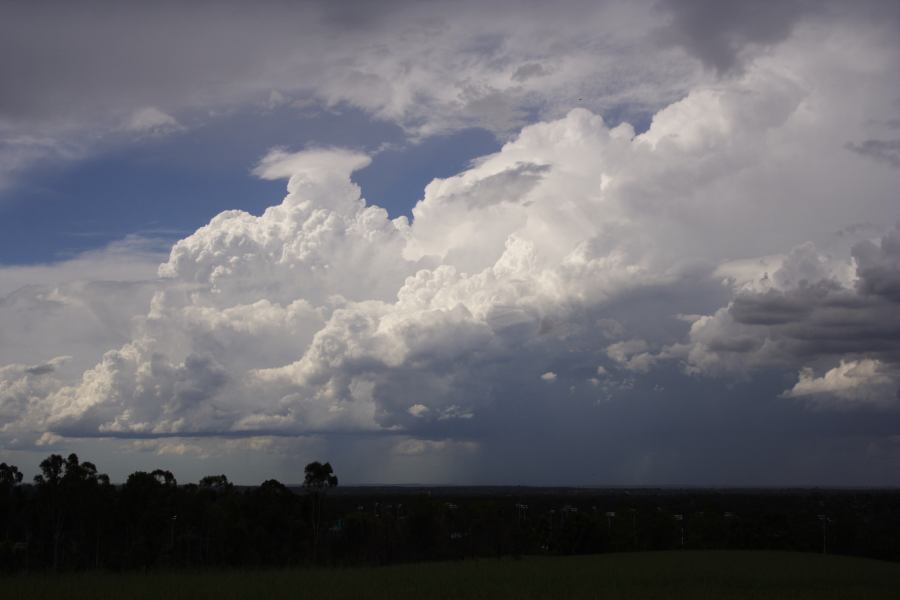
[1,455,900,571]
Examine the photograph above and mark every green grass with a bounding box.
[3,551,900,600]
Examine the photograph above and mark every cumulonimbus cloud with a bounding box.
[1,19,900,461]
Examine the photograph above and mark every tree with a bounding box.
[122,470,180,567]
[0,463,23,547]
[33,453,64,487]
[33,453,109,569]
[304,461,338,563]
[0,463,22,487]
[304,462,338,490]
[33,454,66,569]
[152,469,177,487]
[199,474,232,491]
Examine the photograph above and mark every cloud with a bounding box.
[511,62,547,83]
[0,235,166,293]
[655,0,900,74]
[0,0,702,189]
[783,359,898,408]
[846,139,900,169]
[655,0,813,73]
[16,63,887,438]
[251,147,372,183]
[408,404,430,417]
[676,226,900,405]
[0,357,69,429]
[854,224,900,301]
[606,340,657,372]
[4,0,898,194]
[0,133,84,192]
[0,237,166,376]
[123,107,182,135]
[3,21,900,482]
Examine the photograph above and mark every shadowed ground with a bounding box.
[5,551,900,600]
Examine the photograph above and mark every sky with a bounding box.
[1,0,900,486]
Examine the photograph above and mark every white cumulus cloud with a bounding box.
[784,359,898,408]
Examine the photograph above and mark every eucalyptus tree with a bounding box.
[303,461,338,563]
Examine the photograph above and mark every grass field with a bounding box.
[4,551,900,600]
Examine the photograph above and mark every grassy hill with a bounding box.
[5,551,900,600]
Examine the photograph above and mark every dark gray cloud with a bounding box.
[0,1,314,124]
[655,0,813,73]
[2,0,895,193]
[0,0,699,189]
[0,0,613,125]
[511,63,548,82]
[655,0,900,73]
[685,226,900,408]
[23,362,57,376]
[733,284,900,360]
[1,0,894,134]
[854,224,900,301]
[730,288,816,326]
[847,139,900,169]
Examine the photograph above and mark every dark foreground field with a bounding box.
[5,551,900,600]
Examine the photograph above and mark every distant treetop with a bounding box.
[303,461,338,491]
